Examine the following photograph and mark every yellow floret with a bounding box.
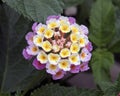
[71,26,79,34]
[42,41,52,52]
[33,35,43,47]
[58,59,70,71]
[70,43,80,53]
[37,51,48,64]
[69,55,77,63]
[59,16,69,25]
[48,53,60,64]
[78,37,85,47]
[60,20,68,25]
[60,48,70,58]
[69,54,80,65]
[59,24,70,33]
[70,33,79,43]
[44,29,54,39]
[37,26,46,35]
[48,22,58,29]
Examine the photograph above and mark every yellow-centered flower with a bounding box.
[33,35,43,47]
[44,29,54,39]
[70,43,80,53]
[60,48,70,58]
[37,51,48,64]
[71,24,80,34]
[60,20,66,25]
[69,54,80,65]
[47,19,59,29]
[48,22,58,29]
[48,53,60,65]
[36,25,46,35]
[42,41,52,52]
[59,23,70,33]
[79,37,85,47]
[70,33,79,43]
[59,16,69,25]
[58,59,70,71]
[78,35,88,47]
[46,63,59,75]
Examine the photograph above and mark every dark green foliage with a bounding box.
[109,8,120,53]
[30,84,102,96]
[0,4,34,92]
[16,70,46,94]
[0,4,47,92]
[100,75,120,96]
[3,0,64,22]
[90,49,114,84]
[90,0,115,47]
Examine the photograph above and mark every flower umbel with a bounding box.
[22,15,92,80]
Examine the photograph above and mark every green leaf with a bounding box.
[109,8,120,53]
[89,0,115,47]
[99,82,116,96]
[15,70,46,94]
[4,0,64,22]
[99,75,120,96]
[0,4,35,92]
[109,41,120,53]
[99,82,113,92]
[116,75,120,94]
[63,0,83,8]
[0,93,10,96]
[30,84,102,96]
[91,49,114,84]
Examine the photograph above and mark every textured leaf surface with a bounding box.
[91,49,114,84]
[90,0,115,47]
[30,84,102,96]
[0,4,34,92]
[109,8,120,53]
[100,75,120,96]
[4,0,64,22]
[116,75,120,95]
[14,70,46,94]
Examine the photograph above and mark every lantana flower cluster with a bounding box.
[22,15,93,80]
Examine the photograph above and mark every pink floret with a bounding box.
[80,62,90,72]
[32,58,46,70]
[22,48,33,60]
